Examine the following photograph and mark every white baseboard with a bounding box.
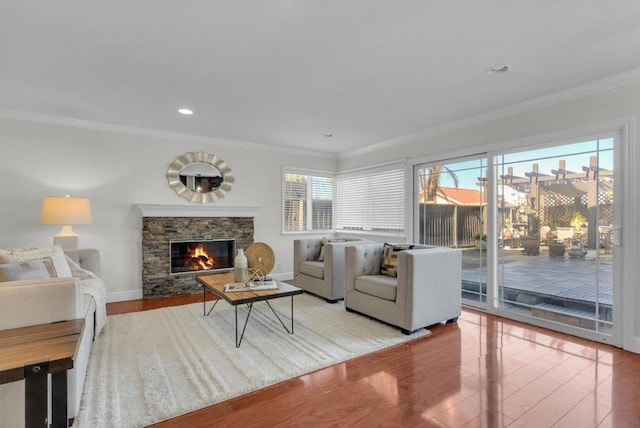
[271,271,294,281]
[107,289,143,303]
[106,274,294,303]
[630,336,640,354]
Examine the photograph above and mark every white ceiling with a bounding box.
[1,1,640,155]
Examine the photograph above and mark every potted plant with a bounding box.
[473,233,487,250]
[520,213,540,255]
[568,236,587,258]
[570,212,587,233]
[521,235,540,255]
[548,241,566,257]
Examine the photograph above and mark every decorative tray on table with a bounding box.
[224,280,278,293]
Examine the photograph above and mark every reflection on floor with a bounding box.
[121,299,639,428]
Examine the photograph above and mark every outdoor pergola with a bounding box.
[499,156,613,249]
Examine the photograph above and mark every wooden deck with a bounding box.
[461,248,613,313]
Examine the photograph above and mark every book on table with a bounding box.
[224,280,278,293]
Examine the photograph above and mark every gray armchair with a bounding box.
[293,238,364,302]
[344,243,462,334]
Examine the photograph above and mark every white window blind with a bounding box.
[283,170,333,232]
[336,165,405,234]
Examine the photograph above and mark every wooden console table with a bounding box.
[0,319,84,428]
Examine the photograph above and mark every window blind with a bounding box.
[336,165,405,233]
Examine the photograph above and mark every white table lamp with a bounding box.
[40,196,92,249]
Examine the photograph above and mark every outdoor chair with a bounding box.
[555,227,575,242]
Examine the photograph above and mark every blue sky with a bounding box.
[430,138,614,190]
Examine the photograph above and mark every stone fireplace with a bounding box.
[139,205,257,298]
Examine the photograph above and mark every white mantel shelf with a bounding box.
[135,204,260,217]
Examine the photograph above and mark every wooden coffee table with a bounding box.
[196,274,303,348]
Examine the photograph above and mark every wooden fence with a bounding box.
[418,204,487,248]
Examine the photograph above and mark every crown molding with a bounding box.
[135,204,260,218]
[0,108,336,160]
[339,67,640,159]
[2,66,639,162]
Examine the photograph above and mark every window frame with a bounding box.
[281,167,335,234]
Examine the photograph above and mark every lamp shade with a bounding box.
[40,197,92,225]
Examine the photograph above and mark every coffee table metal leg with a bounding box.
[205,299,219,317]
[203,286,219,317]
[264,300,293,335]
[236,303,254,348]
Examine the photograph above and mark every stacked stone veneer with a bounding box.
[142,217,254,298]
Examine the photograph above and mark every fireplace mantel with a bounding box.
[135,204,260,218]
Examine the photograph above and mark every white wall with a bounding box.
[1,82,638,349]
[338,82,640,351]
[0,117,335,301]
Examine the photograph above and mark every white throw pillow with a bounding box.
[0,246,72,278]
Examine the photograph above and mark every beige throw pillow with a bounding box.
[0,258,58,282]
[317,237,330,262]
[0,246,72,278]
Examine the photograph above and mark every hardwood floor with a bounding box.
[106,296,640,427]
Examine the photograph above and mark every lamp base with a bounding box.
[54,225,79,250]
[54,235,78,250]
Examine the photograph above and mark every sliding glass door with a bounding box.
[495,138,616,338]
[414,131,622,343]
[415,157,488,309]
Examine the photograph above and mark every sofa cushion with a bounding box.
[355,275,398,301]
[0,246,72,278]
[0,258,57,282]
[300,261,324,279]
[381,243,414,277]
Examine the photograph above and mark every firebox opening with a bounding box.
[170,239,235,275]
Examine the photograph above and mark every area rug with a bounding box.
[73,293,429,427]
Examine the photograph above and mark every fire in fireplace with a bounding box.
[170,239,235,275]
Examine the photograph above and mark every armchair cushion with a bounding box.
[355,275,397,301]
[299,260,324,279]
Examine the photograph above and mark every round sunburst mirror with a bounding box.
[167,152,234,203]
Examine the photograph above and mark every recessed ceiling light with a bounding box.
[324,133,333,138]
[178,108,194,115]
[488,65,511,75]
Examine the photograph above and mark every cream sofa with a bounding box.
[344,243,461,334]
[293,238,365,302]
[0,248,105,427]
